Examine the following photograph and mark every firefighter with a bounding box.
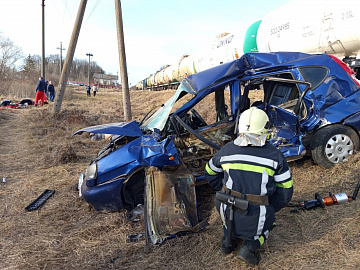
[205,107,293,266]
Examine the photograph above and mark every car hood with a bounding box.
[71,120,143,138]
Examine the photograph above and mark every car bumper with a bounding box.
[79,173,126,211]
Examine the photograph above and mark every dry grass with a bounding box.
[0,86,359,270]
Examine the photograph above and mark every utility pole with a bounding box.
[115,0,132,121]
[53,0,87,113]
[41,0,45,79]
[86,53,93,87]
[57,42,66,73]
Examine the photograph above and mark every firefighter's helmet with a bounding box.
[238,107,269,136]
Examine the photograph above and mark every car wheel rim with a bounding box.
[325,134,354,163]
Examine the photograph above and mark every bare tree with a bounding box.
[0,34,23,81]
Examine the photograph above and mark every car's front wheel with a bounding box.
[311,125,359,168]
[122,170,145,210]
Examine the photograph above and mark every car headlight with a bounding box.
[84,163,97,186]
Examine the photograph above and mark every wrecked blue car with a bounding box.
[73,52,360,244]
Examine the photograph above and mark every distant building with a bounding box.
[93,73,119,88]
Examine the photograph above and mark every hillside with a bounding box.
[0,86,359,270]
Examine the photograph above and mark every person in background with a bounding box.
[47,81,55,102]
[205,107,293,266]
[45,81,49,101]
[34,76,47,106]
[92,84,98,97]
[86,85,91,96]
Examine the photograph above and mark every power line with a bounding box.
[84,0,102,24]
[62,0,74,20]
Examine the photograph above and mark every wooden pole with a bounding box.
[57,42,66,73]
[115,0,132,121]
[86,53,93,87]
[53,0,87,113]
[41,0,45,79]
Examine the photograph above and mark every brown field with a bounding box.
[0,86,359,270]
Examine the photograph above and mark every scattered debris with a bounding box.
[25,189,55,211]
[0,98,35,109]
[128,204,144,222]
[128,233,145,242]
[0,99,11,106]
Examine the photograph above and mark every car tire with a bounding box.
[123,171,145,210]
[311,125,359,168]
[129,180,144,208]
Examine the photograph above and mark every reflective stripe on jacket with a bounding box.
[205,141,293,240]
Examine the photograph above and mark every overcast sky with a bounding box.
[0,0,293,85]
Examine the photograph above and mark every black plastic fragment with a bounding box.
[128,233,145,242]
[25,189,55,211]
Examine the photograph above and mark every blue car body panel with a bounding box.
[71,120,143,138]
[80,174,126,210]
[81,135,181,211]
[344,111,360,131]
[96,135,181,185]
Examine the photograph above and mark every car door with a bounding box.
[145,165,208,245]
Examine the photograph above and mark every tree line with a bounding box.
[22,54,104,84]
[0,32,105,97]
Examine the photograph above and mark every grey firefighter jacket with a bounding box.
[205,141,293,241]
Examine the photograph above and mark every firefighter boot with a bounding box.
[237,244,259,266]
[221,235,233,254]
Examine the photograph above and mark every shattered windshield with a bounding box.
[140,79,197,131]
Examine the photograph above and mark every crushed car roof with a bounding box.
[185,52,343,92]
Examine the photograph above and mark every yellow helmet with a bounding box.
[238,107,270,135]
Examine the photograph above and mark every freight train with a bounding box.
[136,0,360,90]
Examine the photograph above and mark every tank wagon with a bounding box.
[136,0,360,90]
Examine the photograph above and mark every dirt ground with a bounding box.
[0,86,359,270]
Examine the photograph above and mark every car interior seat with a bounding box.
[268,83,298,106]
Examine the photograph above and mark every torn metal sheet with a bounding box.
[145,165,198,245]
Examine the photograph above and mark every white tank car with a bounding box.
[255,0,360,58]
[137,0,360,89]
[193,32,245,73]
[164,64,175,84]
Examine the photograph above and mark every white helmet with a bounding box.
[238,107,270,136]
